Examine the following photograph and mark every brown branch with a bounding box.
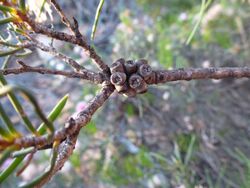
[6,84,114,186]
[49,0,81,37]
[28,36,85,71]
[3,84,114,149]
[108,59,250,96]
[150,67,250,84]
[37,130,79,187]
[17,11,110,73]
[0,63,106,84]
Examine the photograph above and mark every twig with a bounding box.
[16,151,35,177]
[36,130,79,187]
[0,63,106,84]
[0,84,115,186]
[17,10,110,73]
[28,36,85,71]
[49,0,80,37]
[2,84,114,149]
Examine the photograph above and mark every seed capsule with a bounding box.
[128,74,148,94]
[144,71,156,84]
[129,74,143,89]
[135,80,148,94]
[124,60,137,74]
[110,72,127,85]
[110,58,125,73]
[138,63,152,80]
[135,59,148,68]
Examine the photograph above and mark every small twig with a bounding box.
[0,64,106,84]
[1,84,114,149]
[28,36,85,71]
[17,9,110,73]
[49,0,81,38]
[36,130,79,187]
[16,151,35,177]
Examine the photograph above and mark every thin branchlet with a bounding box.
[0,61,106,84]
[27,36,85,72]
[17,9,110,73]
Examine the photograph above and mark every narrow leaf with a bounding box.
[15,48,32,57]
[0,74,37,135]
[0,147,13,167]
[0,17,15,25]
[1,55,11,69]
[0,156,25,183]
[0,47,23,57]
[19,141,59,187]
[0,94,67,182]
[0,103,21,137]
[0,5,15,13]
[91,0,105,40]
[12,147,35,158]
[184,135,196,165]
[0,124,12,140]
[0,40,19,47]
[38,94,69,135]
[19,0,26,13]
[185,0,212,45]
[0,85,55,134]
[39,0,47,17]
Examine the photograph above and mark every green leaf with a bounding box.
[0,48,23,57]
[185,0,212,45]
[19,0,26,13]
[0,147,15,167]
[0,103,20,137]
[0,156,25,183]
[39,0,47,17]
[15,49,32,57]
[0,17,15,25]
[0,40,20,48]
[1,55,11,69]
[91,0,105,40]
[12,147,35,158]
[19,142,59,187]
[184,134,196,165]
[0,124,12,140]
[0,5,15,13]
[37,94,69,135]
[0,95,68,183]
[0,75,37,135]
[0,85,55,134]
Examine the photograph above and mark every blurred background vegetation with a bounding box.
[1,0,250,187]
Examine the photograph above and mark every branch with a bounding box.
[108,59,250,96]
[0,62,106,84]
[4,84,114,186]
[28,36,85,72]
[17,11,110,73]
[36,130,79,187]
[2,84,114,149]
[151,67,250,84]
[49,0,81,37]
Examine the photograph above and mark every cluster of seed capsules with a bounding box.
[110,58,155,97]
